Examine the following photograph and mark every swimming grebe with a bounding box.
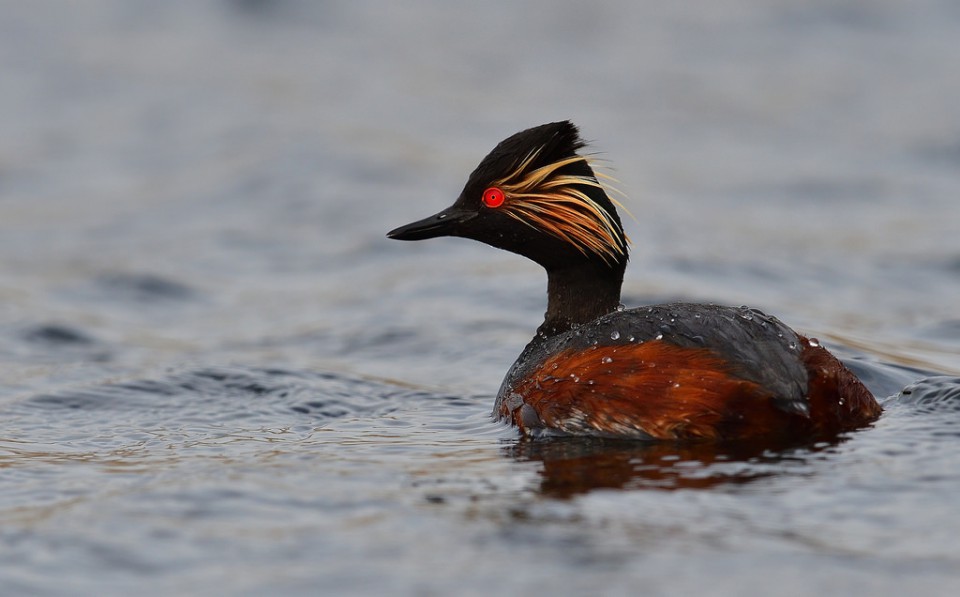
[387,121,882,440]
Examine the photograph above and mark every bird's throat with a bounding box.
[538,264,624,337]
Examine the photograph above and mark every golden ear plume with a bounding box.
[493,149,630,264]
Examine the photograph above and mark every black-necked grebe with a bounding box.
[388,121,881,440]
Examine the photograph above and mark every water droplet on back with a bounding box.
[610,330,620,340]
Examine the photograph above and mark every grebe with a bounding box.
[387,121,881,440]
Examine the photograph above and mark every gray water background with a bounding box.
[2,1,960,595]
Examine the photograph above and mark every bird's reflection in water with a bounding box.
[507,436,832,498]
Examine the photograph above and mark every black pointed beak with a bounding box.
[387,205,478,241]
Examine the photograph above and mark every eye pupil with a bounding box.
[483,187,505,208]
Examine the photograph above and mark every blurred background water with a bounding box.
[1,1,959,595]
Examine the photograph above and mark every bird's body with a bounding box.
[388,121,881,441]
[496,303,878,440]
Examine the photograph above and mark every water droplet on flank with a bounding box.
[438,213,447,219]
[602,356,613,364]
[655,332,664,340]
[616,304,625,312]
[808,338,820,347]
[569,373,580,383]
[672,382,681,388]
[610,330,620,340]
[788,341,797,350]
[628,335,635,342]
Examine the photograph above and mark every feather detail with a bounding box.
[492,149,629,264]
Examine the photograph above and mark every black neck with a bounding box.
[537,262,625,337]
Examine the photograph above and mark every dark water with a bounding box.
[2,1,960,595]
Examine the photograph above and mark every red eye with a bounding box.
[482,187,505,208]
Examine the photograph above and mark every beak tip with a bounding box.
[385,224,418,241]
